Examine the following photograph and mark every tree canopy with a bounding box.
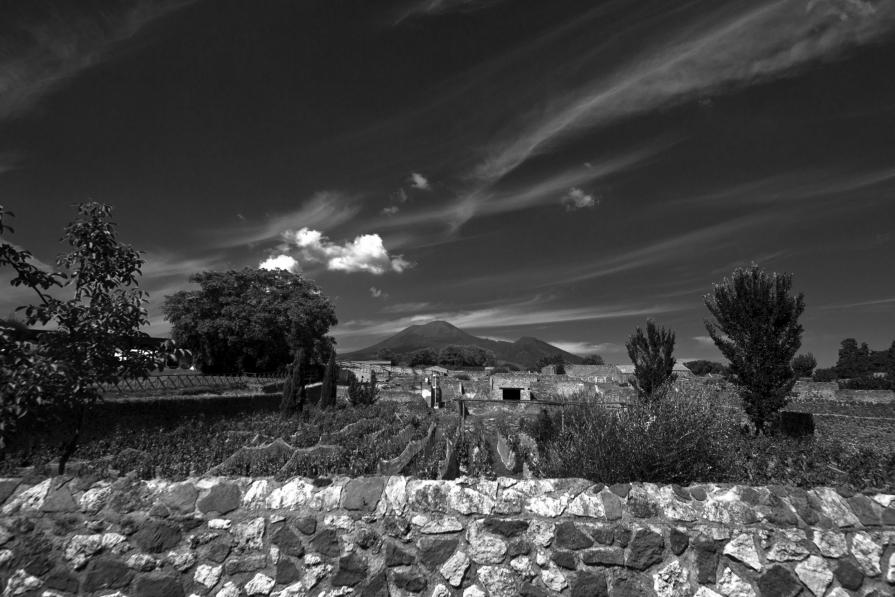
[163,268,337,374]
[626,319,676,400]
[1,202,169,468]
[704,264,805,433]
[437,344,495,368]
[683,360,727,376]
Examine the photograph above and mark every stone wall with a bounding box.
[1,475,894,597]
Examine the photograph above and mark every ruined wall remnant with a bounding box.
[0,475,893,596]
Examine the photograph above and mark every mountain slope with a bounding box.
[341,321,582,369]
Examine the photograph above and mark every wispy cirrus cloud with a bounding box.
[211,191,361,249]
[549,341,620,356]
[474,0,895,182]
[394,0,504,23]
[0,0,194,122]
[380,301,437,314]
[336,298,682,341]
[692,335,716,347]
[374,141,671,232]
[819,296,895,310]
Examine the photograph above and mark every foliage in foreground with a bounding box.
[0,203,172,472]
[1,403,433,480]
[704,264,805,433]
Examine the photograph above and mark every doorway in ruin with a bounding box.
[502,387,522,400]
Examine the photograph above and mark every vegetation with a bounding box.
[835,338,895,379]
[704,264,805,434]
[348,370,379,406]
[320,350,338,408]
[0,203,172,472]
[625,319,676,400]
[535,354,566,373]
[683,360,727,376]
[280,348,307,417]
[580,354,605,365]
[163,268,336,374]
[791,353,817,378]
[1,403,433,480]
[813,367,837,382]
[532,388,738,484]
[437,344,495,367]
[838,376,893,390]
[407,348,438,367]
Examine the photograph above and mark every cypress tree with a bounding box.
[280,348,305,417]
[321,350,337,409]
[625,319,676,401]
[704,264,805,433]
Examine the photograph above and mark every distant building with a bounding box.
[615,363,692,379]
[564,364,625,383]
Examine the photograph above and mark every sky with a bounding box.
[1,0,895,366]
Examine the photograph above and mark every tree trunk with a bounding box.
[58,406,86,475]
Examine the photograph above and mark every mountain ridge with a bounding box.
[340,320,583,369]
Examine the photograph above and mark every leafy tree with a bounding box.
[581,354,605,365]
[437,344,495,368]
[835,338,873,379]
[348,370,379,406]
[704,264,805,434]
[536,354,566,373]
[376,348,398,365]
[320,350,338,409]
[0,203,170,470]
[626,319,676,400]
[163,268,336,374]
[280,348,307,417]
[408,348,438,367]
[791,353,817,378]
[813,367,837,382]
[683,360,726,376]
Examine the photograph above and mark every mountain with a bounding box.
[341,321,583,369]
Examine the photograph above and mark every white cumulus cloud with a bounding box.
[284,228,411,275]
[410,172,431,190]
[562,187,598,211]
[259,254,300,273]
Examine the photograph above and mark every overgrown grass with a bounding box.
[522,386,895,491]
[533,387,740,484]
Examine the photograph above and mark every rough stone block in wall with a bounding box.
[0,475,893,596]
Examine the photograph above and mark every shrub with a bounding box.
[838,376,893,390]
[348,370,379,406]
[537,387,740,484]
[704,264,805,433]
[625,319,676,401]
[778,411,815,437]
[813,368,837,382]
[792,353,817,378]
